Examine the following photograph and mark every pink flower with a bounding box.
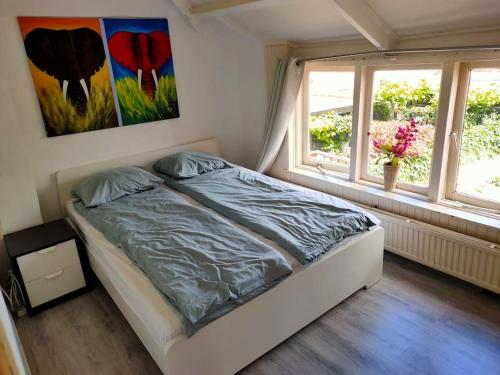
[391,142,409,157]
[370,119,421,162]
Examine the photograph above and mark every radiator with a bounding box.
[368,208,500,294]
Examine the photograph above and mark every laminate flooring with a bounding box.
[15,253,500,375]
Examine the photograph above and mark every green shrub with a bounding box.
[373,79,439,122]
[309,112,352,156]
[465,84,500,126]
[401,102,438,125]
[374,80,411,108]
[460,113,500,163]
[408,79,435,106]
[373,101,391,121]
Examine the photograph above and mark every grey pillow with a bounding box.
[72,166,163,207]
[154,151,232,178]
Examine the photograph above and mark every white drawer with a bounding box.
[25,263,86,308]
[17,239,80,283]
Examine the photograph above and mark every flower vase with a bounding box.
[383,162,400,191]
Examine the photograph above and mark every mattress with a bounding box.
[66,185,302,346]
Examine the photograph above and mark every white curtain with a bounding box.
[255,57,304,173]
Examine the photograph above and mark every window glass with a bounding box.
[307,70,355,169]
[367,69,442,186]
[455,68,500,203]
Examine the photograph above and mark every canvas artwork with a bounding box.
[103,18,179,126]
[18,17,179,137]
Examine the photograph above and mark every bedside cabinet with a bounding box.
[4,219,91,315]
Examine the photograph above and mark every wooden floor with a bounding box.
[16,252,500,375]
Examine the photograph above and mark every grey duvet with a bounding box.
[74,186,292,336]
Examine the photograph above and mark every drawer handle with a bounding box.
[37,247,56,255]
[44,270,64,280]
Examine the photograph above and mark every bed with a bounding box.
[56,138,384,375]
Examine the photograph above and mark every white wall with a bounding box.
[0,0,266,234]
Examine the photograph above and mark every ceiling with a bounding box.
[187,0,357,42]
[184,0,500,44]
[211,0,357,42]
[366,0,500,36]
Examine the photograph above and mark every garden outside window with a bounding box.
[297,57,500,214]
[446,62,500,210]
[302,66,355,174]
[362,67,442,193]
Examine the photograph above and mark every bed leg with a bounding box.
[363,277,382,290]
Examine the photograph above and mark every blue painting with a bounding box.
[102,18,179,125]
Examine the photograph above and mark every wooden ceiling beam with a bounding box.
[330,0,398,50]
[171,0,398,48]
[169,0,203,30]
[190,0,288,16]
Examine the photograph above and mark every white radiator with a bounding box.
[368,208,500,294]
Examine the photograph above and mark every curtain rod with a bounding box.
[296,45,500,64]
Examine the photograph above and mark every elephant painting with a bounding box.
[18,17,118,136]
[24,27,106,114]
[108,31,172,100]
[103,18,179,126]
[18,17,178,135]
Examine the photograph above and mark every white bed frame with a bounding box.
[56,138,384,375]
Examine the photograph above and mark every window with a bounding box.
[302,66,355,173]
[446,63,500,209]
[297,56,500,213]
[364,68,442,192]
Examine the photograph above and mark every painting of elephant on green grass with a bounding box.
[18,17,179,137]
[103,18,179,126]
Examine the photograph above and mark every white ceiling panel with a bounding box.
[185,0,500,43]
[366,0,500,36]
[192,0,360,42]
[190,0,217,4]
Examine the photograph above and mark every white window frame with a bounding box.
[359,63,444,195]
[296,52,500,213]
[301,63,356,175]
[445,60,500,210]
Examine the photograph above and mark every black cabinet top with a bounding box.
[4,219,76,258]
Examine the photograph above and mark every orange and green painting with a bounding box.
[18,17,118,137]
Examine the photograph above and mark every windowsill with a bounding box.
[289,164,500,230]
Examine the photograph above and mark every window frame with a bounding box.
[301,63,357,175]
[296,53,500,213]
[444,60,500,210]
[359,63,444,195]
